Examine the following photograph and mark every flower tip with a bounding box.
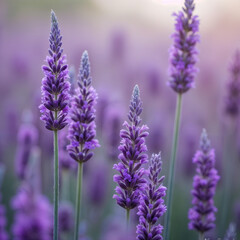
[133,84,140,99]
[51,10,58,24]
[82,50,89,61]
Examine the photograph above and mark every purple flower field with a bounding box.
[0,0,240,239]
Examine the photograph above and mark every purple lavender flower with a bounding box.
[67,51,99,163]
[0,194,8,240]
[168,0,199,93]
[113,85,148,210]
[188,129,220,234]
[39,10,70,131]
[225,50,240,117]
[15,122,38,180]
[59,202,74,233]
[106,109,122,161]
[136,153,167,240]
[12,185,52,240]
[224,223,236,240]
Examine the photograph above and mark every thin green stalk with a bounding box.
[163,93,182,240]
[220,120,237,234]
[74,162,83,240]
[126,209,130,230]
[53,129,59,240]
[62,170,70,201]
[199,232,204,240]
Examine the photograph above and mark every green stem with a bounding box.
[126,209,130,230]
[53,130,59,240]
[163,93,183,240]
[62,170,70,201]
[199,232,204,240]
[220,121,237,234]
[74,162,83,240]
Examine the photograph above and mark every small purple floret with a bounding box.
[136,153,167,240]
[188,129,220,234]
[168,0,199,94]
[39,10,70,131]
[67,51,99,163]
[113,85,148,210]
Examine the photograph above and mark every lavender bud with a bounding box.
[113,85,149,210]
[168,0,200,94]
[188,129,220,234]
[225,50,240,117]
[39,10,70,131]
[224,223,236,240]
[15,122,38,180]
[68,51,100,163]
[59,202,74,233]
[137,153,167,240]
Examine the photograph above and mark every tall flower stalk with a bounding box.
[113,85,148,228]
[164,0,199,238]
[39,10,70,240]
[67,51,99,240]
[137,153,167,240]
[221,50,240,233]
[188,129,220,240]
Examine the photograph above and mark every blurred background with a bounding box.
[0,0,240,239]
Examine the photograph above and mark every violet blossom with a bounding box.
[113,85,148,210]
[137,153,167,240]
[168,0,200,93]
[225,50,240,117]
[188,129,220,234]
[39,10,70,131]
[67,51,99,163]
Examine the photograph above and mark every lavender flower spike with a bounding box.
[113,85,148,216]
[188,129,220,236]
[225,50,240,117]
[39,10,70,240]
[67,51,99,163]
[39,10,70,131]
[137,153,167,240]
[168,0,200,93]
[67,51,99,240]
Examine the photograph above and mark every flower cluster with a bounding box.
[168,0,200,94]
[39,10,70,131]
[12,185,52,240]
[188,129,220,234]
[137,153,167,240]
[113,85,148,210]
[225,50,240,117]
[224,223,236,240]
[59,202,74,233]
[67,51,99,163]
[15,122,38,180]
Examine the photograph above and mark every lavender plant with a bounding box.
[137,153,166,240]
[221,50,240,232]
[67,51,99,240]
[15,121,38,180]
[224,223,236,240]
[164,0,199,238]
[113,85,148,226]
[188,129,220,240]
[225,50,240,117]
[39,10,70,240]
[12,185,52,240]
